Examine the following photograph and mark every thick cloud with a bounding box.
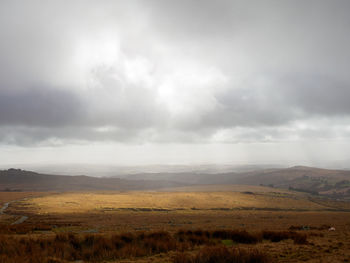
[1,0,350,148]
[0,88,84,127]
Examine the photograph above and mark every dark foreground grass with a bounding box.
[262,230,308,244]
[173,246,269,263]
[0,223,53,234]
[0,229,307,262]
[176,229,261,245]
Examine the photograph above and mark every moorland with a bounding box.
[0,166,350,262]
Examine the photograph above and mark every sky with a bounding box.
[1,0,350,167]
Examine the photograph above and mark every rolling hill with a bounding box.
[0,168,184,191]
[126,166,350,199]
[1,166,350,199]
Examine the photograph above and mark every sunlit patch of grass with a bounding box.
[25,190,331,215]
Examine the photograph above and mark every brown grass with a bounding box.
[0,192,46,205]
[1,191,350,262]
[0,222,54,234]
[173,246,270,263]
[0,228,303,262]
[262,230,308,244]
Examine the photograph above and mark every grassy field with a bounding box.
[0,191,45,204]
[19,187,342,214]
[24,192,325,213]
[1,187,350,262]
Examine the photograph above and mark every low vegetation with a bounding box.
[262,230,308,244]
[1,190,350,262]
[173,246,269,263]
[0,228,308,262]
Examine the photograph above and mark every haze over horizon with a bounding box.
[1,0,350,167]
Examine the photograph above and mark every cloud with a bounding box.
[1,0,350,148]
[201,73,350,129]
[0,88,84,127]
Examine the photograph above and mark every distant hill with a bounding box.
[2,163,283,177]
[232,166,350,199]
[0,168,184,191]
[125,172,235,184]
[125,166,350,199]
[1,166,350,199]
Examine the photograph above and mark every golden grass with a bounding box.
[25,190,328,214]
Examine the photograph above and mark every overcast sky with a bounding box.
[1,0,350,166]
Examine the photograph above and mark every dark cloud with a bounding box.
[198,73,350,130]
[0,88,84,127]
